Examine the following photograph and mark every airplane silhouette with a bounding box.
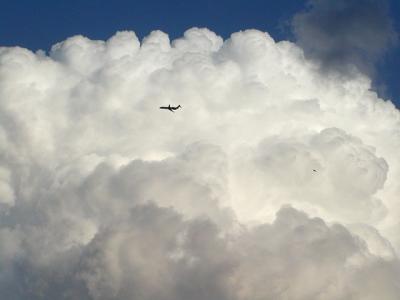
[160,104,182,112]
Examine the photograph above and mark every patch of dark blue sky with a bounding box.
[0,0,398,106]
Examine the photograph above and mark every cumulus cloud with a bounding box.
[0,28,399,299]
[292,0,398,76]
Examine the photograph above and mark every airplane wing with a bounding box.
[160,105,179,112]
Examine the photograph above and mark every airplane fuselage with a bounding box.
[160,104,181,112]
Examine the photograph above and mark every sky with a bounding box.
[1,1,400,299]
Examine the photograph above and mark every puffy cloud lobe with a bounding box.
[0,28,399,298]
[1,203,399,300]
[233,207,400,300]
[79,205,400,300]
[229,128,389,224]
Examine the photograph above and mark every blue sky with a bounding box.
[1,0,399,106]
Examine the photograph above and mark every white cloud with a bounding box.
[0,28,399,299]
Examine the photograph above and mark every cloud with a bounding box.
[0,28,399,298]
[1,203,399,299]
[292,0,398,76]
[229,128,389,225]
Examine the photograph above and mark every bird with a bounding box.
[160,104,182,112]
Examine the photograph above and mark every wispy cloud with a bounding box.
[292,0,398,76]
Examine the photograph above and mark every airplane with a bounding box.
[160,104,182,112]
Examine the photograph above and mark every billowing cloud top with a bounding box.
[0,28,399,299]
